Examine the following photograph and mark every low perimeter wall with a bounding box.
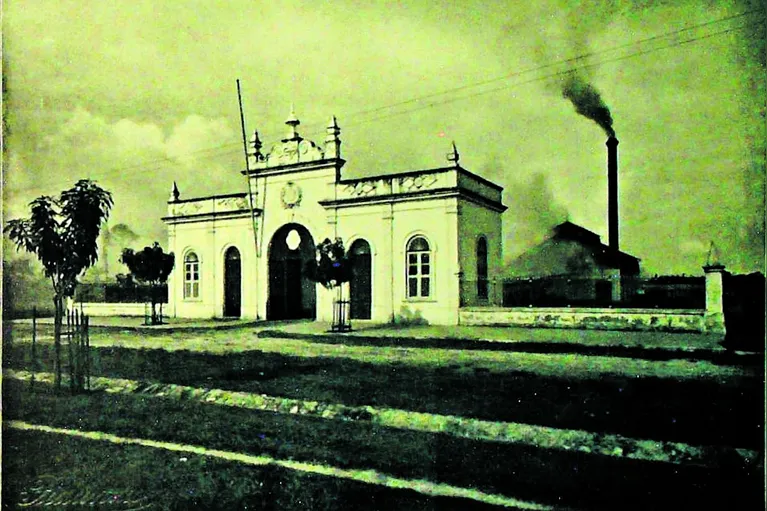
[67,302,159,317]
[459,306,706,332]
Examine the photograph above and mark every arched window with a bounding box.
[477,237,488,300]
[406,236,431,298]
[184,252,200,299]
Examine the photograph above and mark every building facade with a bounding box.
[162,112,506,325]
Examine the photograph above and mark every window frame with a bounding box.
[183,251,201,300]
[405,235,433,300]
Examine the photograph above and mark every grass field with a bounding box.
[4,427,508,511]
[6,341,762,447]
[3,322,764,510]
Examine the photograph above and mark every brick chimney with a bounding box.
[606,136,619,251]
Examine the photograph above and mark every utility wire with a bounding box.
[7,11,763,197]
[336,20,764,131]
[301,9,762,128]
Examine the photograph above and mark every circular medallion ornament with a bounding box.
[285,229,301,250]
[280,182,302,209]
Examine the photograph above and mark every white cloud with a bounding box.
[6,109,244,249]
[165,115,235,165]
[112,119,166,153]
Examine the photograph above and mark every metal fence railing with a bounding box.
[460,275,705,309]
[332,300,352,332]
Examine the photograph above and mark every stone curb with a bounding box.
[255,330,762,365]
[8,370,760,468]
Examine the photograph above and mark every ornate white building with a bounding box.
[162,111,506,325]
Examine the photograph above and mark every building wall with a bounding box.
[331,197,460,325]
[334,203,388,322]
[166,182,503,325]
[168,215,257,319]
[250,166,338,321]
[391,197,459,325]
[165,142,507,325]
[458,199,504,306]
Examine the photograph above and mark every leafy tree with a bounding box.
[305,237,353,289]
[305,238,353,329]
[7,180,113,390]
[120,242,175,325]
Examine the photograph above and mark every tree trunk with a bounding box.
[151,284,159,325]
[53,295,63,391]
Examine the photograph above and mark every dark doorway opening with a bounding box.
[477,237,489,300]
[268,224,316,320]
[349,239,372,320]
[224,246,241,317]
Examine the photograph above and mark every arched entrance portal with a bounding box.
[349,239,372,320]
[268,224,316,320]
[224,247,241,317]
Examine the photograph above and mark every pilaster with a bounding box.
[703,263,727,336]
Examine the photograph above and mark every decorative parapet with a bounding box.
[166,193,251,219]
[342,179,380,198]
[398,173,440,192]
[336,169,454,201]
[333,167,505,211]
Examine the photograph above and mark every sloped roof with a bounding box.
[505,222,640,277]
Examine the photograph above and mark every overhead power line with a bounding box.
[334,20,764,131]
[6,11,763,197]
[301,9,762,128]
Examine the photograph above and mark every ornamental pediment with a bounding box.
[250,139,325,168]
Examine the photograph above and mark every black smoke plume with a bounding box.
[562,73,615,137]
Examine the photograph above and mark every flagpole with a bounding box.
[237,79,261,320]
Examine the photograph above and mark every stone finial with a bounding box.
[325,115,341,159]
[169,181,180,202]
[248,129,264,161]
[447,141,460,165]
[284,104,301,141]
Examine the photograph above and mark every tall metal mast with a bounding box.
[237,79,261,319]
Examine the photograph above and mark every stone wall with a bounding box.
[68,302,150,317]
[459,306,705,332]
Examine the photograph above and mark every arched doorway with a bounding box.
[349,239,372,319]
[268,224,316,320]
[224,247,241,317]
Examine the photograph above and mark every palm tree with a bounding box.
[7,179,113,390]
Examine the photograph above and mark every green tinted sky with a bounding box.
[3,0,765,274]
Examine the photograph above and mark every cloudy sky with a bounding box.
[3,0,765,275]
